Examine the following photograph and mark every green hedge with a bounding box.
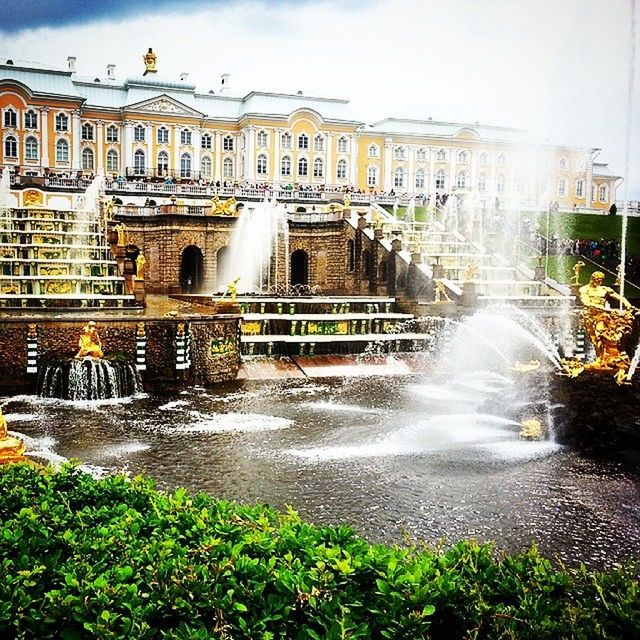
[0,464,638,639]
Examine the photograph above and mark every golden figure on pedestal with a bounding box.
[434,280,451,302]
[143,48,157,75]
[76,321,104,359]
[114,223,127,247]
[135,252,147,280]
[571,260,585,285]
[222,277,241,302]
[211,196,237,216]
[562,271,637,383]
[0,407,26,464]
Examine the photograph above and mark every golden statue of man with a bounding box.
[0,406,26,463]
[143,48,157,75]
[114,223,127,247]
[571,260,585,285]
[76,321,104,359]
[135,252,147,280]
[579,271,635,367]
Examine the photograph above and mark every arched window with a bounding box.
[106,125,118,142]
[24,110,38,129]
[298,157,308,176]
[337,136,348,153]
[436,148,447,162]
[257,130,268,147]
[379,259,388,283]
[416,147,426,161]
[456,171,468,189]
[559,157,567,170]
[281,131,292,149]
[180,153,192,177]
[368,144,378,157]
[314,134,324,152]
[157,127,169,144]
[55,139,69,162]
[478,152,489,165]
[201,133,212,149]
[337,159,347,179]
[394,146,406,160]
[223,157,234,178]
[367,166,377,186]
[575,179,584,198]
[257,153,268,175]
[157,151,169,175]
[134,125,145,142]
[4,135,17,158]
[3,109,17,128]
[394,167,405,188]
[435,169,446,189]
[457,150,468,163]
[82,147,94,170]
[497,153,506,166]
[223,135,234,151]
[497,174,506,193]
[415,168,425,189]
[134,149,146,174]
[298,133,309,150]
[557,178,567,197]
[201,156,212,177]
[599,184,609,203]
[81,123,94,141]
[281,156,292,176]
[478,172,487,192]
[55,113,68,132]
[313,157,324,178]
[25,136,38,160]
[180,129,192,145]
[106,149,118,173]
[347,239,355,272]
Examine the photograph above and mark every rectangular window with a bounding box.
[106,127,119,142]
[134,126,145,142]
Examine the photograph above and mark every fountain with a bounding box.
[37,322,140,400]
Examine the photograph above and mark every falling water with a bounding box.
[82,174,106,219]
[37,358,141,400]
[0,167,11,216]
[218,198,289,293]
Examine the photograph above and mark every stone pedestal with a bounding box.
[461,281,478,307]
[133,278,146,304]
[214,301,242,315]
[432,264,444,279]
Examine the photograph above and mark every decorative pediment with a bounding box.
[454,127,481,141]
[125,95,203,118]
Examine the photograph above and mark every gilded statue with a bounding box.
[143,48,157,75]
[0,406,26,464]
[344,194,351,208]
[211,196,237,216]
[575,271,636,375]
[135,252,147,280]
[76,321,104,359]
[462,262,479,283]
[571,260,585,285]
[434,280,451,302]
[222,277,241,302]
[136,322,146,337]
[114,223,127,247]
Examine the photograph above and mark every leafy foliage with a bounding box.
[0,464,638,639]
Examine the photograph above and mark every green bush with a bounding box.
[0,464,638,639]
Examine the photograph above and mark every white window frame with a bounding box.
[558,178,567,197]
[257,153,268,176]
[599,185,608,203]
[82,147,94,170]
[394,167,405,188]
[575,179,585,198]
[368,144,378,158]
[416,147,426,161]
[394,146,406,160]
[25,136,38,161]
[157,151,169,175]
[298,133,309,150]
[24,110,37,129]
[223,135,234,152]
[281,155,291,176]
[313,157,324,178]
[337,136,348,153]
[81,123,94,141]
[201,133,212,150]
[157,127,169,144]
[435,169,445,189]
[180,152,192,178]
[55,138,69,163]
[298,157,308,176]
[436,148,447,162]
[314,134,324,152]
[106,125,119,143]
[257,130,268,147]
[281,132,292,149]
[134,149,146,174]
[55,113,69,132]
[415,168,425,189]
[180,129,192,146]
[4,108,17,128]
[367,166,377,186]
[106,149,119,173]
[201,156,212,177]
[134,125,146,143]
[4,135,18,158]
[336,159,347,180]
[223,157,234,178]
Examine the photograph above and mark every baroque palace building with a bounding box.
[0,52,621,211]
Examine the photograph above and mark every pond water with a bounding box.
[4,370,640,570]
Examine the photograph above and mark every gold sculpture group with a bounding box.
[562,270,638,384]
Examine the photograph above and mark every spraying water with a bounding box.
[218,198,289,293]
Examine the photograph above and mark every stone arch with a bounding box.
[216,245,229,289]
[290,249,309,286]
[180,245,204,293]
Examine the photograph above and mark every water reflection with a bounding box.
[2,374,640,570]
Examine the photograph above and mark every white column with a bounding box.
[408,147,415,194]
[96,120,104,174]
[429,147,436,194]
[214,131,222,183]
[71,111,81,170]
[449,147,457,191]
[274,128,281,183]
[349,134,357,187]
[192,128,201,177]
[469,150,477,194]
[383,138,393,191]
[246,126,255,180]
[124,121,133,171]
[585,152,594,208]
[325,132,333,185]
[173,125,181,176]
[40,108,49,167]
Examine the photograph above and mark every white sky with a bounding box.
[3,0,639,198]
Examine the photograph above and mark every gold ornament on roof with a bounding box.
[143,48,157,75]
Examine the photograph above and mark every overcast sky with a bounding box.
[2,0,639,198]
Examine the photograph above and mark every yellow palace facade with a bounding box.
[0,53,620,211]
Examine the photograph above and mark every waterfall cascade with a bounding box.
[37,358,141,400]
